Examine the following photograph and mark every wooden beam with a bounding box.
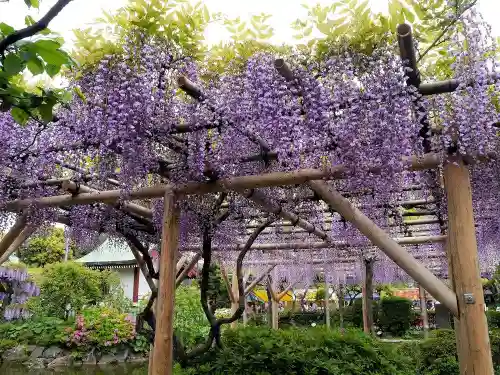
[0,224,37,265]
[62,181,153,218]
[2,153,441,211]
[182,236,446,252]
[220,264,236,303]
[244,265,276,295]
[0,213,28,260]
[151,190,180,375]
[308,180,458,316]
[237,189,330,241]
[443,158,493,375]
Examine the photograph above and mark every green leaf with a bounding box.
[45,64,61,77]
[317,23,331,35]
[0,22,15,36]
[33,39,62,50]
[403,8,415,23]
[25,15,36,26]
[24,0,31,7]
[27,57,44,75]
[38,103,53,122]
[31,40,70,66]
[30,0,40,8]
[3,54,25,75]
[11,107,29,125]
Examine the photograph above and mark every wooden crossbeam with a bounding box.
[308,180,458,316]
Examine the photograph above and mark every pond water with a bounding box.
[0,364,148,375]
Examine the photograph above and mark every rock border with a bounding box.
[1,345,149,369]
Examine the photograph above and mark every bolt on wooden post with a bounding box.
[444,157,493,375]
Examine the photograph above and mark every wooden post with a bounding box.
[267,278,279,329]
[444,239,468,374]
[443,158,493,375]
[150,190,180,375]
[231,271,239,329]
[338,284,344,330]
[362,258,374,335]
[271,298,279,330]
[148,296,157,374]
[418,284,429,339]
[325,275,330,329]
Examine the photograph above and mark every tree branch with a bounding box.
[121,230,158,279]
[0,0,73,55]
[218,217,275,326]
[417,0,477,63]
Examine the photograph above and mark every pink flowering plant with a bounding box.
[62,307,136,351]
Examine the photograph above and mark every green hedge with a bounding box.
[488,310,500,329]
[415,328,500,375]
[379,297,413,336]
[178,327,414,375]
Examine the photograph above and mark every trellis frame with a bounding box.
[0,22,495,375]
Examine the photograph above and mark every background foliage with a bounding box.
[379,296,413,336]
[17,227,79,267]
[32,262,123,319]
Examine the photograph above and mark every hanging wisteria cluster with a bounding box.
[0,266,40,321]
[0,5,496,289]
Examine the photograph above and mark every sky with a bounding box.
[0,0,498,49]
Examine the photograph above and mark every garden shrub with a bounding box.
[36,262,122,318]
[174,286,210,348]
[488,310,500,329]
[17,227,79,267]
[417,329,458,374]
[0,316,70,347]
[61,306,135,351]
[181,327,413,375]
[378,296,412,336]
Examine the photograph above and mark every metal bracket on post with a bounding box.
[464,293,475,304]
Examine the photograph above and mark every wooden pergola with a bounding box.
[0,23,496,375]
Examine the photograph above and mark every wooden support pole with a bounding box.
[220,264,236,303]
[151,190,180,375]
[0,213,28,260]
[0,224,36,265]
[267,277,279,330]
[362,259,374,335]
[443,158,493,375]
[418,284,429,339]
[325,275,330,329]
[271,298,279,330]
[308,180,458,316]
[338,284,345,330]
